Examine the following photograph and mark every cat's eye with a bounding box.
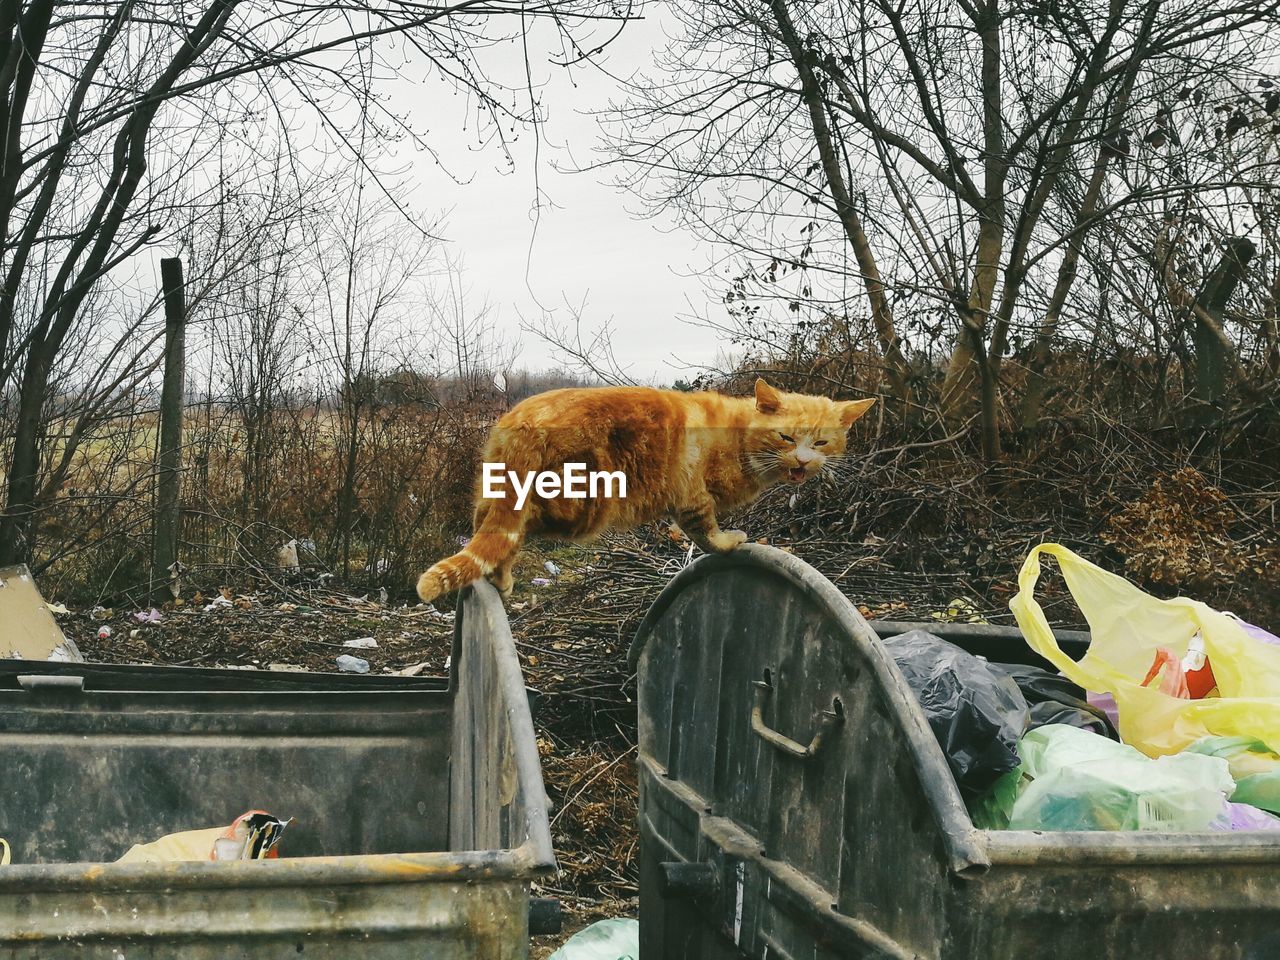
[813,440,828,446]
[778,433,794,443]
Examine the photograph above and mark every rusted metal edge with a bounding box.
[639,755,918,960]
[457,580,558,874]
[628,543,991,878]
[0,843,551,895]
[983,830,1280,866]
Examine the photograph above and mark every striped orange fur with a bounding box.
[416,379,874,602]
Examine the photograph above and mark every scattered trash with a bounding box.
[544,560,561,578]
[90,605,109,620]
[267,662,307,673]
[928,597,987,624]
[336,654,370,674]
[546,918,639,960]
[379,586,389,605]
[204,595,233,612]
[531,577,552,587]
[133,607,164,624]
[97,625,112,640]
[885,629,1029,798]
[343,637,378,649]
[44,602,69,615]
[366,558,390,576]
[1010,543,1280,756]
[975,724,1234,832]
[277,539,300,572]
[396,662,428,677]
[117,810,290,863]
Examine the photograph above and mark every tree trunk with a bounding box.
[940,0,1004,461]
[0,348,51,564]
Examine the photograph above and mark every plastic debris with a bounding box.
[544,560,561,578]
[989,662,1118,740]
[1184,736,1280,814]
[1215,801,1280,831]
[531,577,552,587]
[547,918,639,960]
[203,595,233,612]
[336,654,370,674]
[97,625,112,640]
[886,629,1029,798]
[133,608,164,624]
[343,637,378,649]
[1012,543,1280,756]
[980,724,1234,832]
[117,810,290,863]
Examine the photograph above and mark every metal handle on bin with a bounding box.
[750,679,842,760]
[658,861,719,901]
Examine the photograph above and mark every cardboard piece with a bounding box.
[0,565,82,662]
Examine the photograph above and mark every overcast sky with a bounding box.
[382,7,727,384]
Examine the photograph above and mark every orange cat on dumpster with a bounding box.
[415,379,875,602]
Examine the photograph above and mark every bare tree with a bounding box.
[0,0,633,564]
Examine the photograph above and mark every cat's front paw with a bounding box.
[709,529,748,552]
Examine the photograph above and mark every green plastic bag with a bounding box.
[994,725,1234,831]
[1010,544,1280,756]
[1183,737,1280,814]
[547,919,639,960]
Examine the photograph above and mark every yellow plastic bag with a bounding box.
[1010,543,1280,757]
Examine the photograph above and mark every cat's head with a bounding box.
[746,379,875,485]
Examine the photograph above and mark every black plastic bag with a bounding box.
[989,663,1119,740]
[885,629,1030,798]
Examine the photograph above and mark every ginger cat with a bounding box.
[415,379,875,602]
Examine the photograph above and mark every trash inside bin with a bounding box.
[885,628,1029,797]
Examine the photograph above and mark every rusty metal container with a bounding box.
[0,580,554,958]
[630,544,1280,959]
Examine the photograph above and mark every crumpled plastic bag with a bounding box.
[1009,543,1280,756]
[1184,736,1280,815]
[1005,724,1234,831]
[1215,801,1280,831]
[989,662,1118,739]
[547,918,638,960]
[885,629,1029,798]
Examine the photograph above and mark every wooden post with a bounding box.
[152,257,186,598]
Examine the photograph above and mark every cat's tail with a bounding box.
[416,501,522,603]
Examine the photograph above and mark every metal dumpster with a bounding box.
[629,544,1280,959]
[0,580,554,959]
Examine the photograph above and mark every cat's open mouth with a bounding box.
[788,467,807,483]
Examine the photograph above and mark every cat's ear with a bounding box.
[754,378,782,413]
[839,397,876,427]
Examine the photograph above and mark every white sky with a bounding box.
[384,7,726,383]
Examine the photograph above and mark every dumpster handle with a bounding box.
[750,677,842,760]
